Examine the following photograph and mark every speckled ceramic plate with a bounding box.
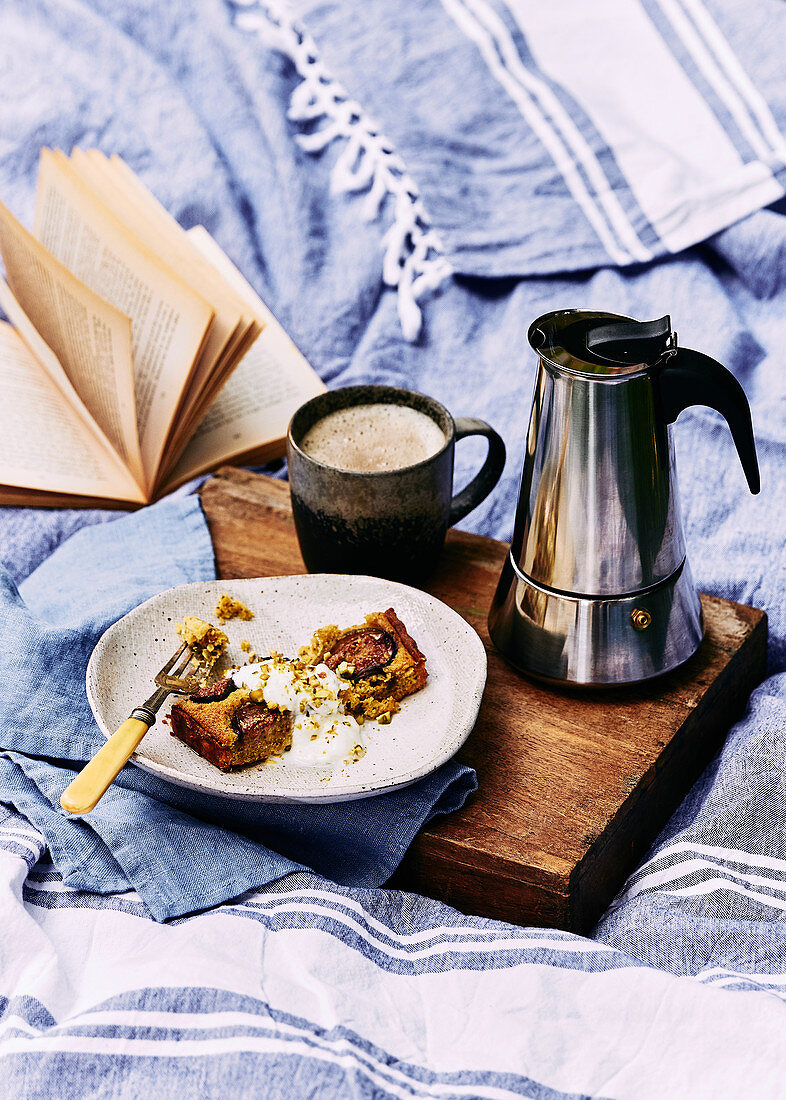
[86,575,487,803]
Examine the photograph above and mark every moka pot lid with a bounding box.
[528,309,676,378]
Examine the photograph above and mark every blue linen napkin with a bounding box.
[0,494,477,921]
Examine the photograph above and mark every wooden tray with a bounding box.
[200,467,768,932]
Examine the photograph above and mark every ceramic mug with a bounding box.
[286,384,506,584]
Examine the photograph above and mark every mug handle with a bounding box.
[449,418,506,526]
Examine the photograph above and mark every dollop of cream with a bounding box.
[231,659,366,767]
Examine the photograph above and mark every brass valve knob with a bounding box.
[631,608,652,631]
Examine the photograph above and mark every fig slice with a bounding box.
[191,676,235,704]
[325,628,397,679]
[232,701,279,738]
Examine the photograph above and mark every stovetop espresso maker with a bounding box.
[488,309,760,686]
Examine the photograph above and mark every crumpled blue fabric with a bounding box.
[0,495,476,921]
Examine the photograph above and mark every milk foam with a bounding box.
[301,403,446,472]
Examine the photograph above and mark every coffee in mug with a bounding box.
[300,403,447,472]
[287,385,506,584]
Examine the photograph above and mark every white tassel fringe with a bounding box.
[231,0,453,341]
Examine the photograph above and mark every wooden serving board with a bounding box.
[200,467,768,932]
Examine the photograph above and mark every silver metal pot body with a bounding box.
[488,309,704,686]
[488,556,703,686]
[511,316,687,596]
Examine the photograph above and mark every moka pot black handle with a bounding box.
[657,347,760,494]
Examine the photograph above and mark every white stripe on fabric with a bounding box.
[0,1033,529,1100]
[502,0,782,252]
[244,887,518,943]
[24,880,143,903]
[228,898,617,962]
[656,0,774,163]
[698,969,786,989]
[666,879,786,912]
[3,1008,542,1100]
[0,835,44,857]
[631,840,786,878]
[699,980,786,1003]
[702,981,785,996]
[238,887,613,951]
[680,0,786,158]
[1,824,45,843]
[17,881,626,972]
[23,880,81,895]
[0,1017,39,1039]
[19,877,621,970]
[695,973,786,1004]
[0,822,44,837]
[440,0,644,265]
[622,858,786,902]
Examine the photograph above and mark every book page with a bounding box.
[68,149,249,417]
[32,149,215,485]
[0,201,143,487]
[0,277,146,497]
[164,227,325,489]
[0,322,143,502]
[101,153,263,459]
[163,316,262,467]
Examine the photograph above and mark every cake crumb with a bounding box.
[175,616,228,663]
[215,594,255,624]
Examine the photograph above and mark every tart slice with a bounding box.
[170,677,292,771]
[300,607,428,721]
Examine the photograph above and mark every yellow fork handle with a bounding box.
[60,716,151,814]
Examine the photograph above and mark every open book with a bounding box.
[0,149,325,508]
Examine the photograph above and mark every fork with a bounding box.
[60,642,209,815]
